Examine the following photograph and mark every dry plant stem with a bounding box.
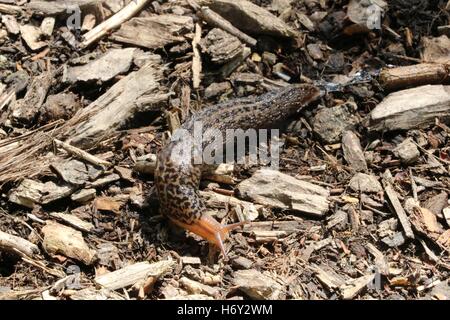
[0,230,40,257]
[198,6,257,47]
[81,0,151,48]
[380,63,450,90]
[0,4,23,15]
[0,90,15,112]
[192,23,202,89]
[53,139,112,168]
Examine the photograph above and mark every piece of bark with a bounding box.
[232,269,283,300]
[10,68,54,125]
[199,0,299,39]
[181,256,201,266]
[9,179,75,209]
[345,0,387,35]
[424,192,447,219]
[94,260,174,290]
[110,15,194,49]
[200,28,245,65]
[0,230,40,257]
[65,62,165,148]
[67,288,125,300]
[2,15,20,34]
[89,173,120,188]
[200,190,260,222]
[349,173,382,193]
[340,273,377,299]
[382,173,415,239]
[20,24,47,51]
[219,46,251,78]
[81,0,150,47]
[366,243,389,276]
[237,169,329,217]
[311,264,346,290]
[342,130,368,172]
[49,212,94,233]
[51,159,92,185]
[42,221,96,265]
[380,64,450,91]
[63,48,136,83]
[26,0,101,16]
[422,35,450,64]
[71,188,96,203]
[82,13,96,31]
[367,85,450,132]
[410,207,444,239]
[242,220,309,234]
[166,294,214,300]
[204,82,232,99]
[93,196,124,214]
[197,6,257,47]
[202,163,235,185]
[134,154,157,175]
[179,277,219,297]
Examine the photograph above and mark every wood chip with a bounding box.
[237,169,329,217]
[42,221,96,265]
[94,260,174,290]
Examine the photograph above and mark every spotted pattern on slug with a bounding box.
[155,84,321,225]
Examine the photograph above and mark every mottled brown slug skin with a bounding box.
[155,84,320,225]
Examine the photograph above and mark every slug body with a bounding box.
[155,84,321,255]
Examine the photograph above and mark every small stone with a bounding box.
[5,70,30,93]
[0,55,8,69]
[204,82,232,99]
[41,17,55,36]
[38,92,81,124]
[231,256,254,269]
[233,269,283,300]
[349,173,383,193]
[393,138,420,164]
[313,102,359,144]
[378,218,398,238]
[307,43,324,60]
[382,232,406,247]
[262,51,277,65]
[181,256,201,265]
